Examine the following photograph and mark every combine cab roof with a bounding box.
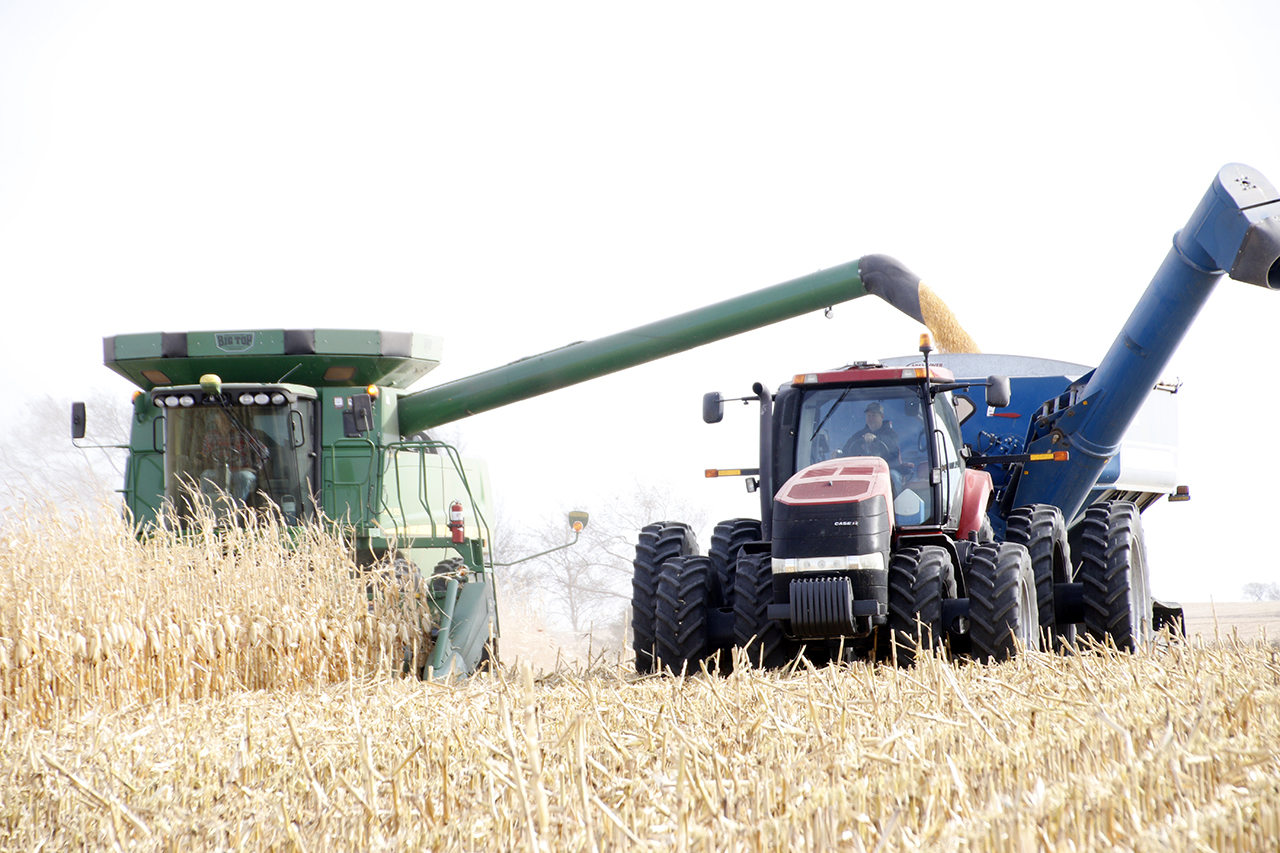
[104,329,443,391]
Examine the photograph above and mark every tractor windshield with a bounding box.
[795,384,936,524]
[162,400,316,525]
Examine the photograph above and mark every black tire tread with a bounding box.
[1004,504,1073,651]
[732,553,798,669]
[654,555,714,674]
[632,522,698,673]
[1075,501,1151,651]
[708,518,762,601]
[967,542,1038,663]
[886,545,956,666]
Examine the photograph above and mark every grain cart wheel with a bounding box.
[1074,501,1152,651]
[631,522,699,674]
[732,552,800,669]
[1005,504,1075,652]
[886,546,956,666]
[708,518,762,600]
[653,555,717,674]
[967,542,1039,663]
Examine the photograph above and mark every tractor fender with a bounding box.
[957,468,994,541]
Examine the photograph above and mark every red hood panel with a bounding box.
[776,456,895,508]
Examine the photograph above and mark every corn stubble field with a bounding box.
[1,506,1278,852]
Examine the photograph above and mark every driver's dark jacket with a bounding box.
[840,422,900,463]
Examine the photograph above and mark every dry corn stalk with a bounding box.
[0,498,432,722]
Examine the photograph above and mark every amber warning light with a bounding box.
[706,468,760,478]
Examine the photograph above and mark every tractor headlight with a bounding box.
[772,552,885,574]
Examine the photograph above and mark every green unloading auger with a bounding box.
[397,255,978,435]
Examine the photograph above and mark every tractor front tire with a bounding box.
[732,552,799,669]
[654,555,716,675]
[708,518,762,602]
[1005,504,1074,652]
[967,542,1039,663]
[632,522,699,674]
[886,545,956,666]
[1074,501,1152,652]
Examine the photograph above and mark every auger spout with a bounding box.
[1011,163,1280,524]
[397,255,968,435]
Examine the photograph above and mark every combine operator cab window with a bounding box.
[163,399,316,525]
[796,386,935,524]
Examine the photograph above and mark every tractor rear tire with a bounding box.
[732,552,799,669]
[967,542,1039,663]
[1074,501,1152,652]
[886,545,956,666]
[632,522,699,674]
[654,555,716,675]
[708,518,762,601]
[1005,504,1074,652]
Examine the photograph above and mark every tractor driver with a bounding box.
[200,410,269,504]
[841,402,902,489]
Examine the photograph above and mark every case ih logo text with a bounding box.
[215,333,255,353]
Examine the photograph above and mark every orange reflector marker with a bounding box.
[1027,451,1070,462]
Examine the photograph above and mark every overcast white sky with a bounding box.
[3,1,1278,601]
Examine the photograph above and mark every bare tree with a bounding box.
[1,392,131,512]
[1242,582,1280,602]
[515,479,710,642]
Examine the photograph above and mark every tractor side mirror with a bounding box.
[702,391,724,424]
[71,402,86,440]
[985,375,1011,408]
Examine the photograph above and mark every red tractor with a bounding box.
[632,339,1058,672]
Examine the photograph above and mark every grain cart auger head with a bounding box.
[76,255,967,679]
[666,163,1280,674]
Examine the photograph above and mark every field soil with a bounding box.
[1181,600,1280,643]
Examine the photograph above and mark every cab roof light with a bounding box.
[366,384,380,398]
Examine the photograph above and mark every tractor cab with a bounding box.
[772,361,972,534]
